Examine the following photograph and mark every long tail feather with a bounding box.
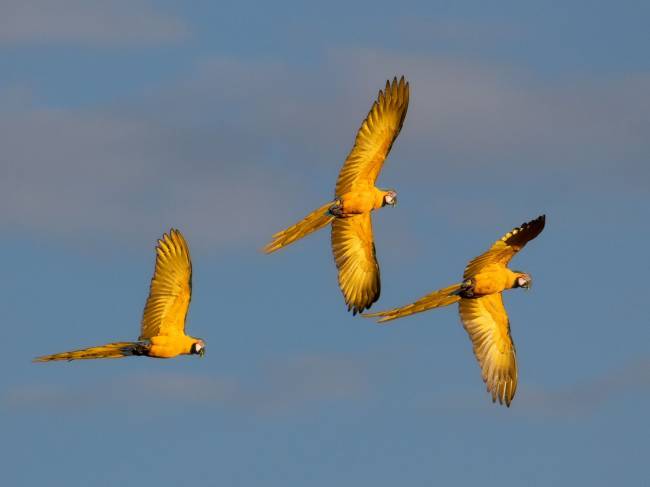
[33,341,148,362]
[363,283,462,323]
[264,202,334,253]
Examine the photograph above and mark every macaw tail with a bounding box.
[33,341,149,362]
[363,283,462,323]
[264,202,335,253]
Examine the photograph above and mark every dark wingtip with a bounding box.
[527,214,546,236]
[532,214,545,226]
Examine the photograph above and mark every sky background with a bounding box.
[1,1,649,485]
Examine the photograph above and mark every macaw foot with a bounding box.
[328,199,345,218]
[459,278,475,298]
[129,341,150,356]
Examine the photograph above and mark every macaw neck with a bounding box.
[373,188,388,209]
[505,268,521,289]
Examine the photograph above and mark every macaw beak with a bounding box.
[199,348,206,357]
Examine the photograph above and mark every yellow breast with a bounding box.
[471,265,518,296]
[339,188,385,215]
[148,335,194,358]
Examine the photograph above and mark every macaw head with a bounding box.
[190,339,206,357]
[383,190,398,207]
[513,272,532,290]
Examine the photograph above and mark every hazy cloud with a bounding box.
[0,0,189,45]
[519,358,650,418]
[157,49,650,191]
[2,49,648,248]
[238,354,370,414]
[329,49,650,176]
[2,354,370,416]
[0,95,300,250]
[412,357,650,418]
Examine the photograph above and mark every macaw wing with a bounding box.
[140,229,192,339]
[459,293,518,406]
[331,213,381,314]
[464,215,545,279]
[335,76,410,196]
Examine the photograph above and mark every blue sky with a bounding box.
[1,1,649,485]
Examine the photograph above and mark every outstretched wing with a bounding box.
[335,76,410,196]
[331,213,380,314]
[140,229,192,339]
[464,215,545,279]
[459,293,517,407]
[363,283,462,323]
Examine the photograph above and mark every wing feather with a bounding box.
[331,214,380,314]
[140,229,192,339]
[464,215,545,279]
[335,77,410,196]
[458,294,517,406]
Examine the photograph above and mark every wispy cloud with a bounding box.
[2,354,371,416]
[162,49,650,193]
[518,358,650,418]
[6,346,650,421]
[237,354,371,414]
[329,48,650,177]
[412,357,650,418]
[394,16,522,48]
[2,49,648,248]
[0,94,300,250]
[0,0,189,46]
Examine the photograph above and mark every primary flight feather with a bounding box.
[34,229,205,362]
[264,76,410,314]
[364,215,546,406]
